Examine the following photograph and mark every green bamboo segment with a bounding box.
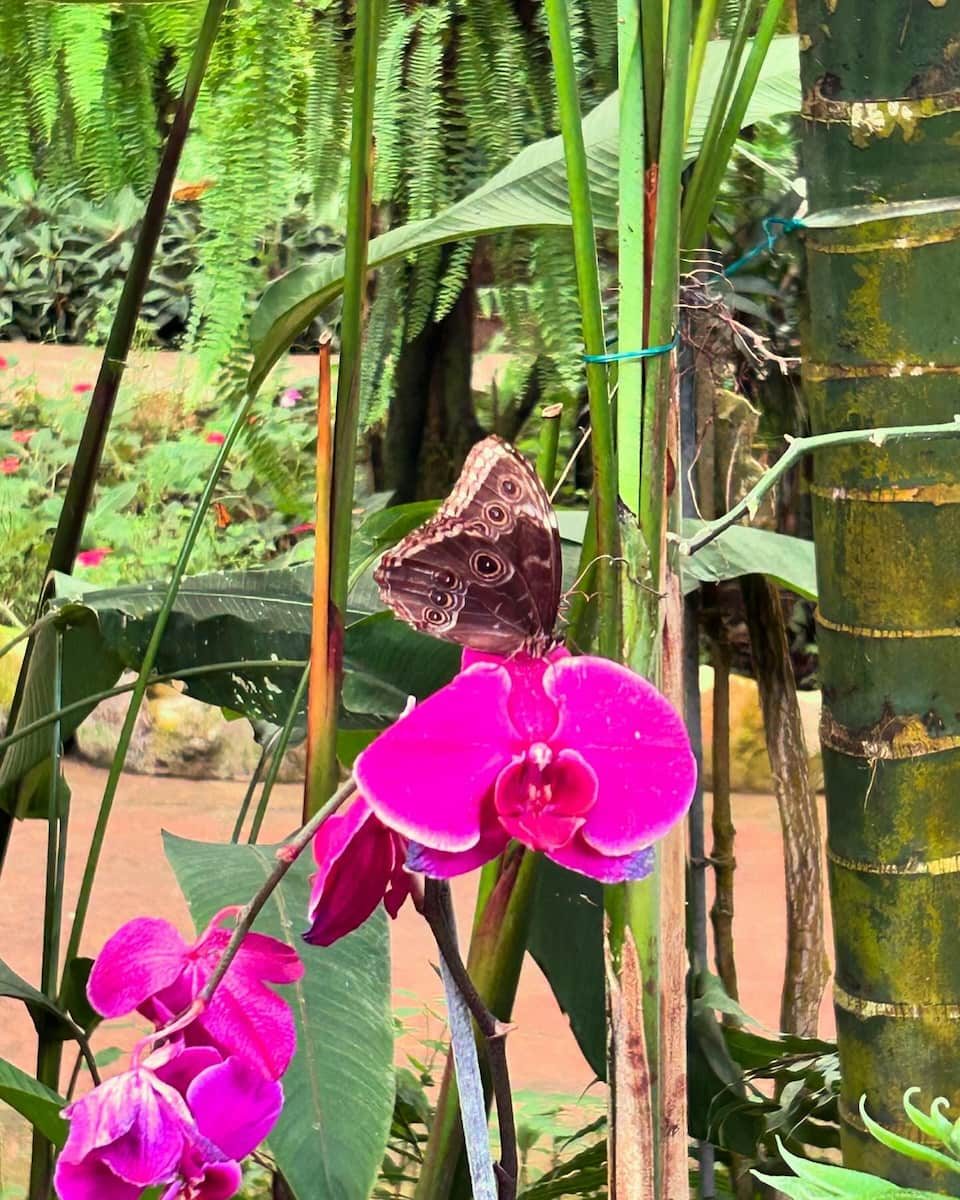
[797,1,960,1186]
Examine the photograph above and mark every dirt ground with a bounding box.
[0,760,835,1191]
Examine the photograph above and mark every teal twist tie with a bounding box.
[582,330,679,365]
[724,215,805,277]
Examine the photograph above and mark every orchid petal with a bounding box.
[55,1158,145,1200]
[187,1056,283,1159]
[461,647,567,741]
[494,747,596,851]
[546,657,696,853]
[304,800,404,945]
[87,918,188,1018]
[406,821,509,878]
[547,840,656,883]
[356,662,514,850]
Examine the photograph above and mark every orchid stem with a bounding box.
[536,403,564,492]
[197,775,357,1008]
[679,418,960,557]
[422,879,518,1200]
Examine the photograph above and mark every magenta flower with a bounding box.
[289,522,315,537]
[0,455,20,475]
[304,798,412,947]
[280,387,302,408]
[55,1043,282,1200]
[206,431,226,445]
[76,547,111,568]
[0,355,7,369]
[73,381,93,394]
[88,914,303,1079]
[355,648,696,883]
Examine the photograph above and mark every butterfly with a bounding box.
[212,501,232,529]
[374,435,562,656]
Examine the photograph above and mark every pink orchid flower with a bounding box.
[73,382,93,394]
[355,647,696,883]
[76,547,111,568]
[304,798,412,947]
[55,1042,281,1200]
[0,456,20,475]
[88,914,303,1079]
[206,431,226,445]
[280,387,302,408]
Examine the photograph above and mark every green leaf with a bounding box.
[0,1057,68,1148]
[558,511,817,598]
[859,1098,960,1177]
[0,609,123,815]
[341,612,460,718]
[61,957,100,1036]
[680,520,816,598]
[162,834,394,1200]
[526,860,605,1080]
[0,959,81,1042]
[248,36,801,392]
[755,1140,945,1197]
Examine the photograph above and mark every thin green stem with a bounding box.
[0,660,304,758]
[248,666,310,845]
[681,419,960,556]
[231,732,280,844]
[29,635,64,1200]
[681,0,784,250]
[544,0,619,660]
[616,0,647,516]
[63,395,259,971]
[329,0,382,614]
[684,0,720,143]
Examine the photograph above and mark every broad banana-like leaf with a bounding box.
[248,36,800,392]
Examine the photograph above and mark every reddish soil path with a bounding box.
[0,762,833,1191]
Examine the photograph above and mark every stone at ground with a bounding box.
[699,665,822,793]
[74,678,306,781]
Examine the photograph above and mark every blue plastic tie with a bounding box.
[724,215,805,277]
[582,330,679,365]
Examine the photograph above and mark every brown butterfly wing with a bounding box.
[374,436,561,654]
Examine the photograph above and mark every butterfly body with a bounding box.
[374,436,562,655]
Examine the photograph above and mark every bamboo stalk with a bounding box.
[707,620,738,1008]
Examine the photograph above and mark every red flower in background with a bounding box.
[206,431,226,446]
[1,456,20,475]
[12,430,34,445]
[73,382,93,395]
[77,548,112,568]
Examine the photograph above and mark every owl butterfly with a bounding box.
[374,435,562,656]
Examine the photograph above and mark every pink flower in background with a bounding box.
[72,382,93,394]
[12,430,34,444]
[304,798,412,947]
[289,522,315,537]
[77,548,111,568]
[0,456,20,474]
[355,648,696,884]
[88,914,304,1080]
[0,356,8,369]
[279,388,302,408]
[206,431,226,445]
